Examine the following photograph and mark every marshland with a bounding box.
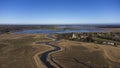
[0,25,120,68]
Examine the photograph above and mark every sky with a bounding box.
[0,0,120,24]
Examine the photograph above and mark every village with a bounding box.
[58,32,120,47]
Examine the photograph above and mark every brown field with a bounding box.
[0,33,120,68]
[0,34,52,68]
[103,28,120,32]
[50,40,120,68]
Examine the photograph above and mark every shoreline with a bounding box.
[33,45,54,68]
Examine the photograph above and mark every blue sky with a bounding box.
[0,0,120,24]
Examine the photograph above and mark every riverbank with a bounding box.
[38,34,63,68]
[33,45,54,68]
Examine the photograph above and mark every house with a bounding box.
[80,35,88,39]
[72,33,77,38]
[102,42,115,45]
[107,42,115,45]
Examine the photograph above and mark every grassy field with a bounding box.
[0,34,52,68]
[51,40,120,68]
[0,33,120,68]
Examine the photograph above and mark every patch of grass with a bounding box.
[52,46,109,68]
[0,36,34,45]
[93,37,120,45]
[0,34,51,68]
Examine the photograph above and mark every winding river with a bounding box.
[14,28,104,68]
[40,34,62,68]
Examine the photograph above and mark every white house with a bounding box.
[72,33,77,38]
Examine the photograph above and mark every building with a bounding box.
[72,33,77,38]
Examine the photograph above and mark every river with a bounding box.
[40,34,62,68]
[14,28,103,68]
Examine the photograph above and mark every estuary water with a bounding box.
[15,29,103,34]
